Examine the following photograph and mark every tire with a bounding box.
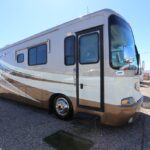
[53,95,73,120]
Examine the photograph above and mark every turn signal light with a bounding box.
[121,100,130,105]
[121,97,135,106]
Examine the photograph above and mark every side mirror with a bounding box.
[135,45,139,66]
[137,53,140,66]
[135,45,140,75]
[142,61,145,70]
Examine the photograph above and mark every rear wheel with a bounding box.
[53,95,73,120]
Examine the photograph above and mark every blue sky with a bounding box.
[0,0,150,69]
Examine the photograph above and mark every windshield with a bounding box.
[109,15,137,70]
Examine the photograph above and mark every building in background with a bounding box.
[144,71,150,80]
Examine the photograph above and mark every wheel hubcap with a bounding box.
[55,98,69,116]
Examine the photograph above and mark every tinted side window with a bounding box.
[64,36,75,65]
[79,33,99,64]
[37,44,47,65]
[17,53,24,63]
[28,47,37,65]
[28,44,47,66]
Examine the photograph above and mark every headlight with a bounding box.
[121,97,135,106]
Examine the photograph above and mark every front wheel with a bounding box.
[53,95,73,120]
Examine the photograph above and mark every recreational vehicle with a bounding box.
[0,9,143,126]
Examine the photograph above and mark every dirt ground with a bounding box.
[0,81,149,150]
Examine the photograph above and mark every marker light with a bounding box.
[121,97,135,106]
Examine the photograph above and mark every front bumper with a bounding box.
[101,96,143,126]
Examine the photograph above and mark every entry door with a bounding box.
[76,26,104,111]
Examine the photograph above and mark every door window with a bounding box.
[79,32,99,64]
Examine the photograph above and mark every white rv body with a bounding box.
[0,9,143,126]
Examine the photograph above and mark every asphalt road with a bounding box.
[0,83,149,150]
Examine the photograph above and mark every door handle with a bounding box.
[73,67,76,72]
[80,83,83,89]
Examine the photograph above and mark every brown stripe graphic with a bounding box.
[0,63,75,85]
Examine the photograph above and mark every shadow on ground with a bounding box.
[142,96,150,109]
[141,81,150,87]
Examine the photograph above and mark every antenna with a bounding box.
[86,6,89,14]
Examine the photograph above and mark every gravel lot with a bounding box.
[0,82,150,150]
